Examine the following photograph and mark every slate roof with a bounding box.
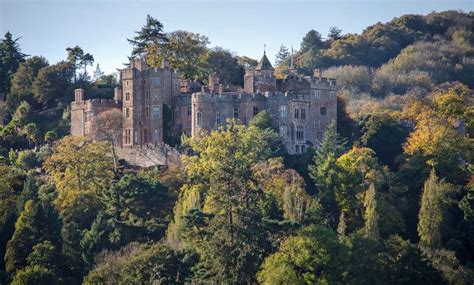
[255,52,274,70]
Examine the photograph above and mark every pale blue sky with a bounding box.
[1,0,473,73]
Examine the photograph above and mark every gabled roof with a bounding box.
[255,52,274,71]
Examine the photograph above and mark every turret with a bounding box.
[74,89,84,102]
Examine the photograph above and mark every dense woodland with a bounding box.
[0,10,473,284]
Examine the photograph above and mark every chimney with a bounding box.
[162,58,170,69]
[313,68,322,78]
[114,86,122,102]
[74,89,84,102]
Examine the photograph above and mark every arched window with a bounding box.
[197,111,202,126]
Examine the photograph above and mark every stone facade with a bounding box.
[71,52,337,155]
[192,53,337,154]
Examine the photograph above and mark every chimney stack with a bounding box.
[74,89,84,102]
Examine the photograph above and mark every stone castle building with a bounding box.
[71,51,337,155]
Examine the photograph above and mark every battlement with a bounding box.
[71,98,120,111]
[307,76,337,90]
[192,91,268,103]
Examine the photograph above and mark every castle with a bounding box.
[71,51,337,155]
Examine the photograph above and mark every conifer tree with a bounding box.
[0,31,26,95]
[418,169,454,249]
[4,200,44,273]
[274,44,289,66]
[363,182,379,239]
[308,124,346,225]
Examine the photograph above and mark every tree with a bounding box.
[308,124,346,226]
[418,169,456,249]
[300,30,324,53]
[257,225,348,284]
[274,44,289,66]
[207,47,245,86]
[4,200,44,273]
[10,241,62,285]
[335,147,385,233]
[175,121,280,283]
[359,113,409,170]
[145,30,209,81]
[7,56,49,111]
[128,15,168,58]
[66,46,83,83]
[0,32,26,96]
[22,123,39,147]
[43,131,57,145]
[44,136,114,217]
[11,101,31,128]
[32,61,73,107]
[328,26,343,41]
[80,53,94,81]
[363,182,379,239]
[92,109,123,172]
[104,174,172,245]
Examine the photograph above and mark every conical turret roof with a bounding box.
[255,51,274,71]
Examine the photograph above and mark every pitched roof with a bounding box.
[255,52,274,70]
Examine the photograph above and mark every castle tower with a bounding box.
[244,49,276,93]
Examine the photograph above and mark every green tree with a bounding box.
[7,56,49,111]
[11,101,31,128]
[176,121,279,283]
[308,124,346,226]
[418,169,456,249]
[335,147,385,233]
[32,61,73,107]
[328,26,343,41]
[363,182,379,239]
[127,15,168,58]
[66,45,84,83]
[104,174,173,245]
[22,123,39,147]
[300,29,324,53]
[207,47,245,86]
[4,200,44,273]
[0,32,26,95]
[258,225,348,284]
[274,44,289,66]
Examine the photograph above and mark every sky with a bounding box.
[1,0,473,73]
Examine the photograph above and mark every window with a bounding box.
[153,106,160,117]
[294,108,299,119]
[314,90,321,99]
[279,105,287,119]
[125,92,130,101]
[187,106,192,116]
[145,91,149,100]
[317,132,323,140]
[296,126,304,140]
[145,106,149,117]
[295,145,300,154]
[320,107,327,116]
[125,129,131,144]
[253,106,259,116]
[197,112,202,126]
[143,128,148,143]
[330,91,336,99]
[216,112,221,127]
[153,129,159,142]
[315,119,321,128]
[301,108,306,120]
[233,107,239,119]
[279,125,287,138]
[125,108,130,118]
[126,80,129,86]
[134,131,138,143]
[301,145,306,153]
